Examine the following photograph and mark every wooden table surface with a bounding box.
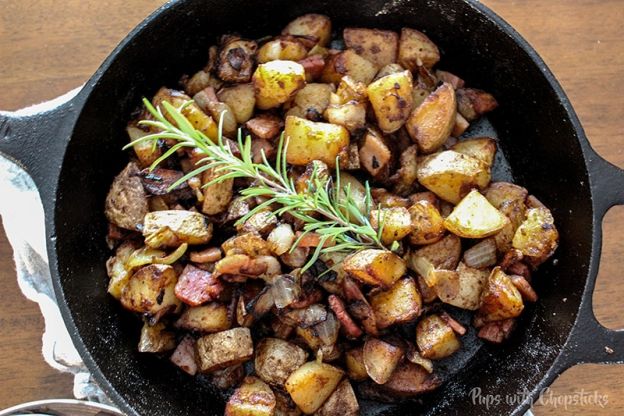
[0,0,622,414]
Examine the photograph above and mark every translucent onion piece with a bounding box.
[272,275,301,309]
[125,247,165,270]
[268,223,296,255]
[409,255,436,286]
[282,304,327,328]
[463,238,497,269]
[153,243,188,265]
[405,343,434,373]
[315,312,340,346]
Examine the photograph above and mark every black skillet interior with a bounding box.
[51,0,593,415]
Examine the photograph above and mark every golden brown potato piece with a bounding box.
[416,150,490,204]
[105,162,149,231]
[451,137,497,167]
[406,83,457,153]
[363,338,404,384]
[478,267,524,322]
[138,322,176,353]
[222,232,271,257]
[196,327,254,373]
[201,167,234,216]
[152,87,218,140]
[120,264,180,317]
[284,116,350,167]
[253,60,306,110]
[324,101,367,133]
[334,76,368,105]
[512,207,559,266]
[345,347,369,381]
[358,128,392,178]
[174,303,231,333]
[379,362,441,397]
[255,338,308,387]
[106,242,136,299]
[287,83,334,121]
[126,126,162,168]
[282,14,332,47]
[456,88,499,121]
[448,262,490,310]
[398,28,440,70]
[321,50,378,85]
[367,70,414,133]
[343,249,406,288]
[315,379,359,416]
[416,314,461,360]
[343,28,398,69]
[444,189,509,238]
[369,207,412,245]
[217,83,256,123]
[408,200,445,245]
[143,210,213,247]
[225,376,276,416]
[408,234,462,271]
[285,361,344,414]
[217,36,258,83]
[370,277,422,329]
[258,37,309,63]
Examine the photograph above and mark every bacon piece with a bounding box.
[245,114,283,140]
[170,335,198,375]
[507,261,532,282]
[298,55,325,81]
[510,275,538,302]
[440,311,466,335]
[328,295,363,339]
[174,264,223,306]
[477,319,516,343]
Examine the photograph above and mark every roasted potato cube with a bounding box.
[105,162,149,231]
[138,322,176,353]
[288,83,334,121]
[253,60,306,110]
[282,14,332,47]
[321,50,377,85]
[238,210,278,236]
[258,37,309,63]
[324,101,367,133]
[197,327,254,372]
[358,128,392,178]
[370,277,422,329]
[345,347,369,381]
[285,361,344,414]
[223,232,271,257]
[175,303,231,333]
[363,338,404,384]
[315,379,359,416]
[486,182,528,210]
[444,189,509,238]
[255,338,308,387]
[416,150,490,204]
[217,37,258,83]
[343,249,406,288]
[456,88,499,121]
[512,207,559,266]
[478,267,524,322]
[284,116,350,167]
[398,28,440,70]
[225,376,276,416]
[380,362,441,397]
[183,69,223,96]
[406,83,456,153]
[106,241,136,299]
[451,137,497,167]
[274,389,302,416]
[416,314,461,360]
[127,126,161,168]
[445,262,490,310]
[120,264,180,317]
[170,335,198,375]
[217,83,256,123]
[408,200,445,245]
[153,87,218,140]
[193,87,238,137]
[367,70,414,133]
[369,207,412,245]
[211,365,245,390]
[202,167,234,215]
[408,234,461,271]
[344,28,398,69]
[335,76,368,105]
[143,210,213,247]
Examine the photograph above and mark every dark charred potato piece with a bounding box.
[174,264,223,306]
[379,362,441,397]
[343,28,398,69]
[416,314,461,360]
[120,264,180,317]
[217,36,258,83]
[370,277,422,329]
[282,14,332,46]
[138,168,191,199]
[478,267,524,322]
[105,162,148,231]
[170,335,198,375]
[255,338,308,387]
[315,379,359,416]
[456,88,499,121]
[196,327,254,373]
[358,127,392,178]
[175,302,231,333]
[225,376,276,416]
[398,28,440,70]
[138,322,176,353]
[246,114,284,140]
[284,361,344,414]
[321,50,377,85]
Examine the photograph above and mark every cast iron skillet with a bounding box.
[1,0,623,415]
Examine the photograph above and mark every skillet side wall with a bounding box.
[52,0,593,415]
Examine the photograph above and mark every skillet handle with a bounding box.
[0,87,82,205]
[562,152,624,366]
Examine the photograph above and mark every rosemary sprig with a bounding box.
[124,98,388,272]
